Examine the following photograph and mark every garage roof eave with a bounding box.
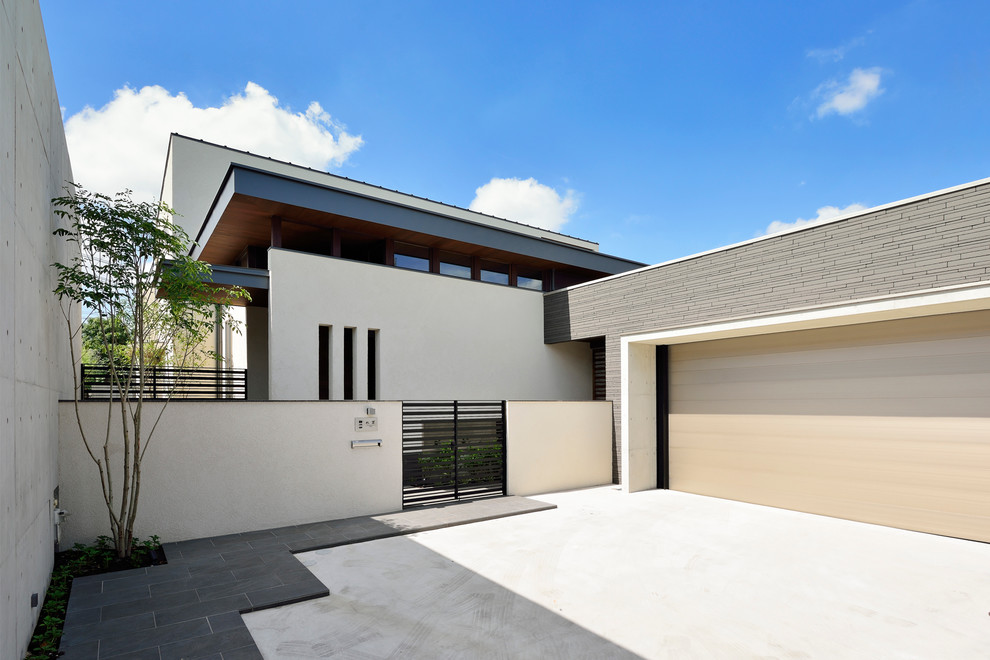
[621,281,990,347]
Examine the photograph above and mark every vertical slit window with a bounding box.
[368,329,379,400]
[318,325,330,400]
[344,327,355,401]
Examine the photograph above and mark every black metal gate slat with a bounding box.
[402,400,506,508]
[454,400,459,501]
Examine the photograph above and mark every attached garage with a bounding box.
[667,310,990,542]
[549,178,990,542]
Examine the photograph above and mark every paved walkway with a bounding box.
[59,496,554,659]
[247,487,990,659]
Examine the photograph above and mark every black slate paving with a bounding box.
[59,495,555,659]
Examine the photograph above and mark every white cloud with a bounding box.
[806,45,847,63]
[64,82,363,203]
[469,177,578,232]
[761,203,867,236]
[806,36,865,63]
[814,67,884,118]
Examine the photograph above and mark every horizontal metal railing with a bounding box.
[80,364,247,400]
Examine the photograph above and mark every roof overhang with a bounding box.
[192,164,645,276]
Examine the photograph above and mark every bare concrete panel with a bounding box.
[0,1,74,656]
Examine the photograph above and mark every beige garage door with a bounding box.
[669,310,990,542]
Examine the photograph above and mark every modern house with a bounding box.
[4,2,989,656]
[547,180,990,543]
[164,134,990,545]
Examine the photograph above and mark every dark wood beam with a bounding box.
[384,238,395,266]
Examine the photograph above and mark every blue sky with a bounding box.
[43,0,990,265]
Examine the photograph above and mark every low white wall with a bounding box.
[59,399,612,546]
[58,401,402,545]
[506,401,613,496]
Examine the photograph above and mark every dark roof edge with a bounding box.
[161,259,270,289]
[208,263,270,289]
[197,162,646,271]
[190,164,238,256]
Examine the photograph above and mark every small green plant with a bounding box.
[415,442,503,487]
[73,536,114,572]
[24,536,163,659]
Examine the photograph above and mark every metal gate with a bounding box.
[402,401,506,507]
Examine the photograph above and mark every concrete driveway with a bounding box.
[243,487,990,659]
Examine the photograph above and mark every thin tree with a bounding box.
[52,186,249,558]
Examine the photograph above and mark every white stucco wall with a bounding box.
[1,1,75,657]
[622,342,657,492]
[506,401,613,496]
[58,401,402,546]
[59,399,610,547]
[267,249,592,401]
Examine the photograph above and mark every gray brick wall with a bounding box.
[545,182,990,482]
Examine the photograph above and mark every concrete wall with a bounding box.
[0,1,75,657]
[545,180,990,482]
[505,401,612,496]
[58,401,403,546]
[268,248,592,401]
